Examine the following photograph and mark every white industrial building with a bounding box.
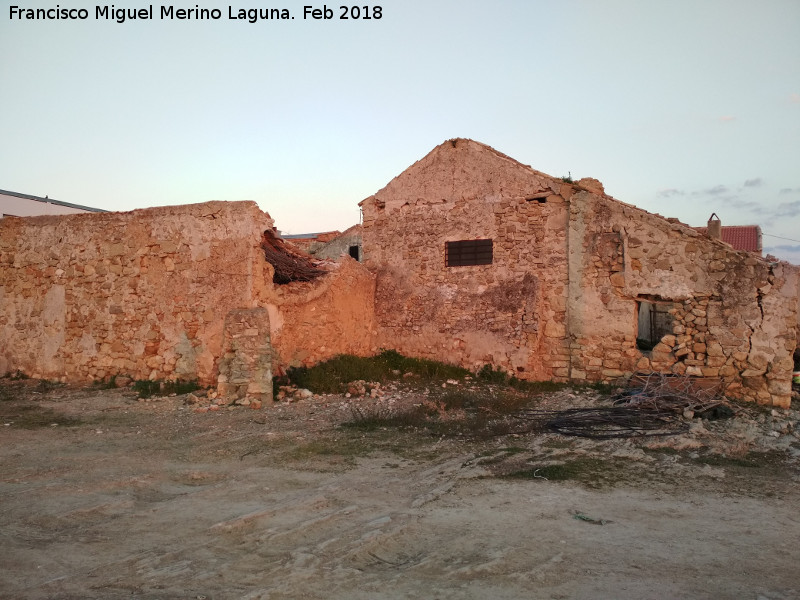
[1,189,104,218]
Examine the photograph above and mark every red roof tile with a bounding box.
[694,225,762,253]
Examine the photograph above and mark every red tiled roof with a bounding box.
[694,225,762,253]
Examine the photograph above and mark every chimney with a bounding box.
[707,213,721,240]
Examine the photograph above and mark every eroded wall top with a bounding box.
[0,201,274,384]
[361,138,560,217]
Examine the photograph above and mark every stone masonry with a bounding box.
[0,200,376,392]
[263,256,375,374]
[360,139,799,407]
[360,140,571,382]
[0,140,796,408]
[217,308,272,406]
[0,201,273,385]
[568,191,799,407]
[310,225,362,262]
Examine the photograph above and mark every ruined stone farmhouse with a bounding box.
[359,139,799,407]
[0,202,375,405]
[0,139,797,406]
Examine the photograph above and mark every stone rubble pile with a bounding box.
[185,388,264,412]
[345,380,383,398]
[275,385,315,402]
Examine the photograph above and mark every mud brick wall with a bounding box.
[0,201,274,385]
[568,192,799,407]
[361,139,571,380]
[265,257,376,373]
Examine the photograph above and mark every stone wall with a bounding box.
[2,141,795,407]
[361,139,798,407]
[217,308,272,406]
[0,201,272,385]
[568,192,799,407]
[0,201,377,391]
[361,139,571,379]
[796,277,800,355]
[311,225,362,262]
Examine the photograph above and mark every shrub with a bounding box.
[275,350,471,395]
[476,364,509,384]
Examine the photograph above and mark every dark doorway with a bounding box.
[636,299,674,351]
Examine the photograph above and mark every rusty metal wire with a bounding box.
[513,373,729,439]
[514,406,688,439]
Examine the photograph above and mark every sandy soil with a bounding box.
[1,380,799,600]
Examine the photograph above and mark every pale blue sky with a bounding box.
[2,0,799,262]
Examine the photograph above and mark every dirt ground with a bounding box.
[1,379,799,600]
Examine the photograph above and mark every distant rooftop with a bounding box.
[281,232,335,240]
[694,224,762,253]
[0,188,106,213]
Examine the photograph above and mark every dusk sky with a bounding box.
[2,0,799,262]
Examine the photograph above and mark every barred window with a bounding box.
[445,239,493,267]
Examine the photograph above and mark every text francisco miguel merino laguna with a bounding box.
[8,4,384,23]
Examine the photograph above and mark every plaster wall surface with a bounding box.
[265,257,376,373]
[311,225,362,262]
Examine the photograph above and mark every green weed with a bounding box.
[341,403,430,431]
[476,364,509,384]
[4,370,30,381]
[95,375,120,390]
[0,386,13,402]
[288,438,372,460]
[508,378,570,393]
[276,350,471,395]
[36,380,64,392]
[341,386,540,439]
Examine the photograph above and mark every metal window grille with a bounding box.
[445,239,493,267]
[649,304,673,342]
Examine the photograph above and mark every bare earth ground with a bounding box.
[1,379,799,600]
